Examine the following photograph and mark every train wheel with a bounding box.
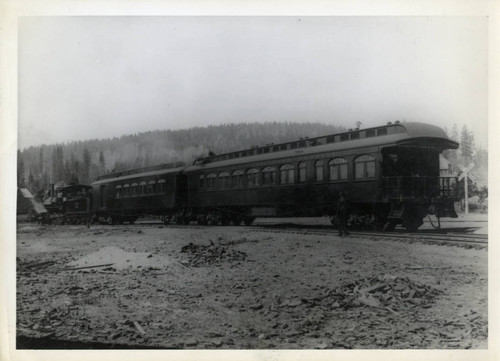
[232,216,242,226]
[220,215,230,226]
[207,215,219,226]
[243,216,255,226]
[404,222,418,232]
[383,221,396,231]
[404,218,423,232]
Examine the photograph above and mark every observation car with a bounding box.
[183,121,459,230]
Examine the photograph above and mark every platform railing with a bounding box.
[382,176,458,200]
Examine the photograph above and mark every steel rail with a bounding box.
[247,226,487,246]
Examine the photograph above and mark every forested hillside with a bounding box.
[17,122,345,193]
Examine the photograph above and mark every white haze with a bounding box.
[18,16,488,149]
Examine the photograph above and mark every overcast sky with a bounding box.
[18,16,488,149]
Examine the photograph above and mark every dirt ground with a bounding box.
[16,219,488,349]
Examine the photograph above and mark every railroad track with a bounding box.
[35,220,487,247]
[247,225,487,247]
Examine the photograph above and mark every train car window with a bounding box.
[148,181,156,195]
[206,173,217,189]
[327,135,335,144]
[298,141,306,148]
[315,160,324,182]
[273,146,280,152]
[232,170,244,188]
[247,168,260,187]
[329,158,348,181]
[262,166,277,185]
[263,147,270,153]
[298,162,306,183]
[377,128,388,136]
[131,183,138,197]
[365,130,376,138]
[157,179,166,194]
[350,132,360,140]
[280,164,295,185]
[219,172,230,188]
[115,185,122,199]
[199,175,205,189]
[354,155,376,179]
[280,144,288,151]
[123,184,130,198]
[340,134,349,141]
[257,149,263,155]
[291,143,298,149]
[139,181,147,196]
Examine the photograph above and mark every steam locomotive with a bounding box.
[41,122,459,231]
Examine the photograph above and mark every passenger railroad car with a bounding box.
[184,122,459,230]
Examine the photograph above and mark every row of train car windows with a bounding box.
[199,155,376,189]
[115,179,166,199]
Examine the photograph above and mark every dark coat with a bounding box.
[336,197,349,219]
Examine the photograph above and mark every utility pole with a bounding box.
[458,163,475,215]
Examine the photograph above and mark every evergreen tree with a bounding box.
[51,145,65,183]
[38,149,44,180]
[443,124,459,173]
[98,151,106,175]
[450,124,459,141]
[460,125,475,165]
[82,148,92,184]
[27,170,37,192]
[40,172,49,190]
[17,150,25,187]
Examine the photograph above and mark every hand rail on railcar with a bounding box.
[382,176,459,200]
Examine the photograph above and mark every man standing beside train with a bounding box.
[336,191,350,236]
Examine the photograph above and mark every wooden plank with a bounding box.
[359,283,387,294]
[62,263,114,271]
[133,321,146,335]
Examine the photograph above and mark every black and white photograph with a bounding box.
[1,1,497,360]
